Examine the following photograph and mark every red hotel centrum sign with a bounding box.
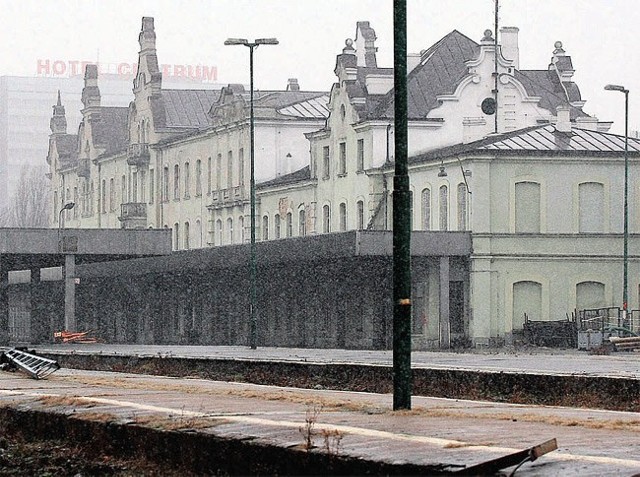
[36,59,218,82]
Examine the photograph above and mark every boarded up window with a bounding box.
[515,181,540,233]
[579,182,604,233]
[513,281,542,329]
[576,281,606,310]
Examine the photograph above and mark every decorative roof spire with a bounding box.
[50,90,67,134]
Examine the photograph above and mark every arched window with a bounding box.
[239,215,245,243]
[439,185,448,231]
[227,217,233,244]
[195,219,202,248]
[173,222,180,250]
[101,180,106,213]
[195,159,202,196]
[184,162,190,199]
[578,182,604,233]
[512,281,542,330]
[421,188,431,231]
[275,214,281,239]
[173,164,180,200]
[515,181,541,233]
[215,219,223,246]
[339,203,347,231]
[286,212,293,238]
[184,221,190,250]
[227,151,233,188]
[457,182,468,230]
[576,281,606,310]
[121,174,127,204]
[163,167,169,202]
[299,208,306,236]
[216,154,222,190]
[323,205,331,233]
[356,200,364,230]
[238,148,245,187]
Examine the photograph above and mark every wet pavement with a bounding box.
[0,366,639,475]
[32,343,640,378]
[0,345,638,475]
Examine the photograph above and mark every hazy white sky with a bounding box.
[1,0,638,133]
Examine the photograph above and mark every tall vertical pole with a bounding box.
[249,45,258,350]
[623,90,629,319]
[393,0,412,411]
[493,0,499,134]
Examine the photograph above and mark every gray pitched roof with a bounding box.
[374,30,480,119]
[369,30,589,121]
[92,107,129,156]
[410,124,640,164]
[56,134,78,158]
[161,89,221,128]
[514,70,587,119]
[257,166,311,190]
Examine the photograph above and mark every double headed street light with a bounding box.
[604,84,630,323]
[225,37,278,350]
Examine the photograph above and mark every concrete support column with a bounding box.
[470,257,493,347]
[0,263,8,345]
[439,256,450,349]
[64,254,76,331]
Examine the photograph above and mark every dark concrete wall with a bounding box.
[71,256,398,349]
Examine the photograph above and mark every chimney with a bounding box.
[81,64,101,109]
[500,27,519,69]
[286,78,300,91]
[407,53,421,72]
[556,106,572,133]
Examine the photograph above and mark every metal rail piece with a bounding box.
[1,348,61,379]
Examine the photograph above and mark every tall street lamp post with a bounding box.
[57,201,76,331]
[225,37,278,350]
[57,202,75,252]
[605,84,629,324]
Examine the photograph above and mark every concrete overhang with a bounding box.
[0,228,172,271]
[77,230,472,279]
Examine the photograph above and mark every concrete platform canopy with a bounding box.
[0,228,172,270]
[0,227,172,344]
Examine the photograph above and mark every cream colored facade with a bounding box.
[47,19,639,348]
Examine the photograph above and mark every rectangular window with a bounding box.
[227,151,233,188]
[339,142,346,175]
[356,139,364,172]
[207,157,212,194]
[322,146,330,179]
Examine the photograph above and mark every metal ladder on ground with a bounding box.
[2,348,60,379]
